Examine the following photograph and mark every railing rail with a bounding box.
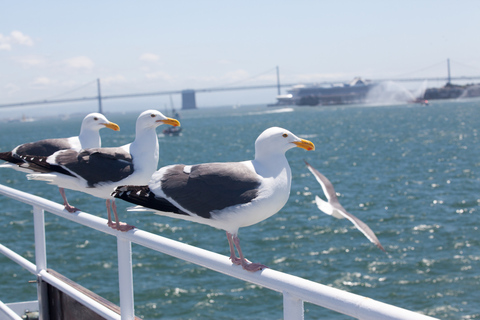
[0,183,439,320]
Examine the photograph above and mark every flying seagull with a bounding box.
[0,113,120,212]
[25,110,180,231]
[304,160,386,252]
[113,127,315,272]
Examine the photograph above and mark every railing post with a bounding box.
[33,206,47,272]
[283,291,304,320]
[117,237,134,320]
[33,205,49,320]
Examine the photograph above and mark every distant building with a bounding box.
[181,89,197,110]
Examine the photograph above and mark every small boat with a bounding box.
[163,126,182,136]
[409,98,430,106]
[162,96,182,136]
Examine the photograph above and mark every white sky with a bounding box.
[1,0,480,116]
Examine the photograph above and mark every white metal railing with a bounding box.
[0,183,439,320]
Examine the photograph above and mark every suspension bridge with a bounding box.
[1,60,480,112]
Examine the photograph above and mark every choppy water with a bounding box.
[0,100,479,319]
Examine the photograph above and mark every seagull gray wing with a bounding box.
[0,138,74,165]
[14,138,73,157]
[155,162,261,219]
[53,148,133,187]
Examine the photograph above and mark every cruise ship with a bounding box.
[274,77,377,106]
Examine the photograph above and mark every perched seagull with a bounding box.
[24,110,180,231]
[113,127,315,272]
[0,113,120,212]
[304,160,386,252]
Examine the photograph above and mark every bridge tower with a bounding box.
[97,78,103,114]
[276,66,281,95]
[447,58,451,85]
[181,89,197,110]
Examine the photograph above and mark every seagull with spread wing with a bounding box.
[305,160,386,252]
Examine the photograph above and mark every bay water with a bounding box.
[0,100,479,319]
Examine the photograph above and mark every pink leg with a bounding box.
[106,199,114,227]
[227,232,267,272]
[106,199,135,232]
[59,187,79,213]
[227,232,242,265]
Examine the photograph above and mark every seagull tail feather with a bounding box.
[0,152,24,164]
[113,185,185,215]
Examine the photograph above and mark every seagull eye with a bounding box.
[151,114,156,118]
[94,117,98,121]
[282,133,288,138]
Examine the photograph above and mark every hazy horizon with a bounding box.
[2,1,480,116]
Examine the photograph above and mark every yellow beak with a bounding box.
[158,118,181,127]
[103,122,120,131]
[293,139,315,151]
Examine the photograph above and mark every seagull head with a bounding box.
[136,110,181,130]
[254,127,315,159]
[81,113,120,132]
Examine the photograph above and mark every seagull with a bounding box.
[113,127,315,271]
[0,113,120,212]
[24,110,180,231]
[304,160,386,252]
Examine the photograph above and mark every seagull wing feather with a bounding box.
[305,160,338,203]
[338,209,386,253]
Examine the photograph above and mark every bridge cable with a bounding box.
[449,59,480,72]
[42,80,97,100]
[392,60,447,79]
[220,67,277,88]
